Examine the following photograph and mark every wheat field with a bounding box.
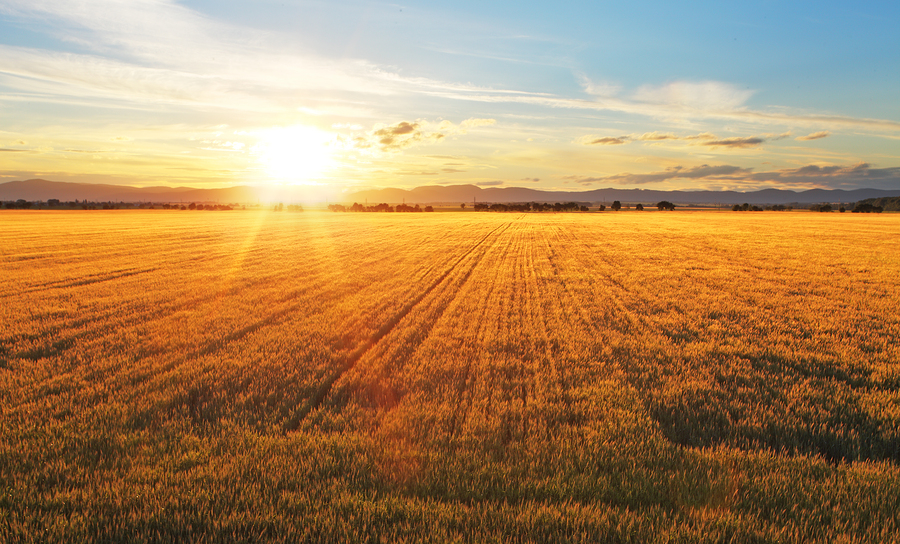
[1,209,899,542]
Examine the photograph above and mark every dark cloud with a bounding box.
[586,136,630,145]
[678,165,749,178]
[353,120,445,152]
[700,137,765,148]
[599,164,752,185]
[580,131,773,148]
[565,162,900,189]
[745,163,900,187]
[378,121,417,138]
[796,131,830,141]
[477,180,504,186]
[565,164,751,185]
[372,121,423,149]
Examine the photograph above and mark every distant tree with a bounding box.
[851,203,883,213]
[732,204,741,211]
[460,203,466,209]
[635,203,644,211]
[580,205,589,212]
[188,202,196,210]
[839,206,846,213]
[611,200,622,211]
[656,201,675,211]
[424,205,434,212]
[597,204,606,211]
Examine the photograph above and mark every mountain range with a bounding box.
[2,179,898,206]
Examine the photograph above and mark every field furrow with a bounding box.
[1,210,899,542]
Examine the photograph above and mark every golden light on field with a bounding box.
[254,125,336,184]
[3,211,900,541]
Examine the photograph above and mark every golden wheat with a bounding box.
[1,209,898,542]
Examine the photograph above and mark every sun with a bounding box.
[255,125,336,184]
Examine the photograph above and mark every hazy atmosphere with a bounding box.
[4,3,900,542]
[1,0,899,198]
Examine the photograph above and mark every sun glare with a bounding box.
[255,125,335,184]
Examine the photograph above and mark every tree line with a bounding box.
[1,199,236,210]
[328,203,434,212]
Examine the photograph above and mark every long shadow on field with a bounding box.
[622,349,900,464]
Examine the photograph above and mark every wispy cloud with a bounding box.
[637,132,678,141]
[579,131,770,148]
[579,130,810,150]
[2,1,898,139]
[0,0,398,113]
[565,162,900,188]
[578,74,621,98]
[566,164,751,185]
[582,136,630,145]
[633,80,755,111]
[796,131,830,141]
[429,84,900,135]
[701,136,765,148]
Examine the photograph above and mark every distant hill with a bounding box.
[854,196,900,211]
[348,184,900,206]
[2,178,898,206]
[0,179,262,204]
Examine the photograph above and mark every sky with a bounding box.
[1,0,899,197]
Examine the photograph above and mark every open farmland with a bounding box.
[1,210,899,542]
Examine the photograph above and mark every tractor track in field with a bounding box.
[0,267,161,298]
[125,282,330,386]
[446,219,523,440]
[3,271,316,364]
[283,220,515,433]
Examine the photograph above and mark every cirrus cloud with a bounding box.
[582,136,630,145]
[796,131,830,141]
[565,162,900,189]
[701,136,765,148]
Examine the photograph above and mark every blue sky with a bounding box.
[1,0,898,195]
